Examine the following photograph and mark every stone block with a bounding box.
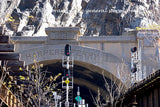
[46,27,79,40]
[137,30,159,39]
[46,40,79,45]
[143,38,155,47]
[46,27,79,32]
[48,32,77,40]
[45,27,79,45]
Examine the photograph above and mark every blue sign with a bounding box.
[75,96,82,102]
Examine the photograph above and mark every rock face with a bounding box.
[1,0,160,36]
[0,0,20,26]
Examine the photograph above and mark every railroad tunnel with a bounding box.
[31,59,126,106]
[18,44,127,106]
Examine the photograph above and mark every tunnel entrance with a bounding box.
[39,60,119,106]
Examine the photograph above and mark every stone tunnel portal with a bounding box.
[28,59,125,106]
[19,44,127,106]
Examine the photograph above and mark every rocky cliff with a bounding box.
[1,0,160,36]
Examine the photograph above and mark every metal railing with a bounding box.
[0,80,23,107]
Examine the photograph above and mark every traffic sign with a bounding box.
[75,96,82,102]
[65,79,70,84]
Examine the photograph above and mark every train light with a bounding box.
[65,44,71,56]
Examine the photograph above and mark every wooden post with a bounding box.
[12,96,15,107]
[11,93,13,107]
[6,91,10,106]
[8,92,11,106]
[14,96,17,107]
[131,95,138,107]
[14,97,17,107]
[16,100,19,107]
[148,91,153,107]
[154,88,158,107]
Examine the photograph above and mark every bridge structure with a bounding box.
[7,27,160,105]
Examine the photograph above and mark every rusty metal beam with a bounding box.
[0,53,20,60]
[0,44,15,52]
[0,36,10,44]
[1,60,25,67]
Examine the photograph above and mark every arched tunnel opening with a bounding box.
[34,60,125,106]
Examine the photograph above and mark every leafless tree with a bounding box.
[0,61,8,106]
[90,61,131,107]
[0,61,22,106]
[102,62,131,107]
[0,61,8,89]
[17,59,62,107]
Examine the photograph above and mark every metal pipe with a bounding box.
[65,78,69,107]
